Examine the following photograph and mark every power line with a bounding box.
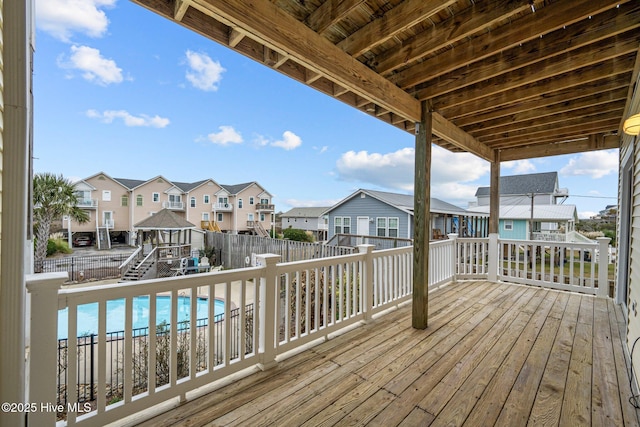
[568,194,617,200]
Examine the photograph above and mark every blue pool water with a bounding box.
[57,295,225,340]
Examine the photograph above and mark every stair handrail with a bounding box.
[119,245,143,270]
[136,246,158,270]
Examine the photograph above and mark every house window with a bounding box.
[238,199,243,208]
[217,213,223,222]
[389,218,399,237]
[136,195,143,207]
[153,192,160,202]
[249,197,254,205]
[121,196,128,207]
[204,195,210,204]
[260,198,269,204]
[102,190,111,201]
[218,196,228,206]
[335,217,351,234]
[377,218,387,237]
[260,213,265,221]
[202,212,210,221]
[504,220,513,231]
[190,197,196,208]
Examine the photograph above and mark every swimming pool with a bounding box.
[57,295,225,340]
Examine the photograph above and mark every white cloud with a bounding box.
[503,159,536,174]
[313,145,329,154]
[334,145,489,199]
[272,131,302,150]
[86,109,170,128]
[333,146,490,206]
[560,150,618,179]
[206,126,243,145]
[185,50,225,91]
[36,0,115,42]
[59,45,123,85]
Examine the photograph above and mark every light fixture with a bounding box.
[623,113,640,136]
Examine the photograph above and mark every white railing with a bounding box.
[25,235,611,426]
[27,244,419,426]
[497,237,610,296]
[212,202,233,211]
[76,199,98,208]
[162,201,185,210]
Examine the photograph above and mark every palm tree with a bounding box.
[33,173,89,271]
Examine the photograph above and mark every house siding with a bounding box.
[499,219,527,240]
[328,194,409,240]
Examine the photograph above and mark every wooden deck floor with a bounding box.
[137,281,640,426]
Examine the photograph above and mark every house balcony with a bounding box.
[255,203,274,212]
[26,235,632,426]
[76,199,98,209]
[162,201,185,210]
[212,202,233,212]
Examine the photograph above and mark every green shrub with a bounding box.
[46,238,72,256]
[283,228,314,242]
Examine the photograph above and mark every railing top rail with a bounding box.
[135,246,158,269]
[499,238,598,249]
[119,246,143,269]
[370,245,414,255]
[58,266,262,307]
[275,250,366,272]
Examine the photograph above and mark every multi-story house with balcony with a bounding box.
[69,172,275,247]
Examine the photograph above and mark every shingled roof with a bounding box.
[133,209,196,230]
[475,172,559,197]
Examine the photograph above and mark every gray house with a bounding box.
[280,206,330,241]
[325,189,488,242]
[473,171,568,207]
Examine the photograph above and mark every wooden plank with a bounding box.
[425,290,559,426]
[499,133,621,161]
[591,297,625,426]
[336,0,456,57]
[432,112,494,162]
[413,102,431,329]
[496,293,579,426]
[391,0,627,89]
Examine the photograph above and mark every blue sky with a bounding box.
[33,0,619,219]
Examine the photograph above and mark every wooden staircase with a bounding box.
[254,221,270,237]
[121,258,155,281]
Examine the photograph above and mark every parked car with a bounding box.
[73,236,93,247]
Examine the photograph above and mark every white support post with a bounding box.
[447,234,458,283]
[358,245,375,323]
[488,233,499,283]
[26,272,67,427]
[256,253,281,370]
[596,237,611,298]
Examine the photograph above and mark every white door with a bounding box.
[357,217,370,236]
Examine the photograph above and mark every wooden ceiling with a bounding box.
[132,0,640,162]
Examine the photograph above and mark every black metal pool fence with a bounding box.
[56,304,254,411]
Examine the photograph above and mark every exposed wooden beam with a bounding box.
[174,0,190,21]
[188,0,421,121]
[425,36,640,107]
[306,0,366,35]
[413,100,431,330]
[438,55,636,117]
[374,0,531,75]
[391,0,628,89]
[416,4,640,100]
[432,112,494,162]
[454,79,630,126]
[470,100,626,138]
[228,27,245,47]
[499,134,620,161]
[337,0,456,57]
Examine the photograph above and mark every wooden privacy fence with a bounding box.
[206,232,355,269]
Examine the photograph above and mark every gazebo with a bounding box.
[128,209,198,278]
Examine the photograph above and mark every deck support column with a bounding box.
[488,152,500,282]
[413,101,431,329]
